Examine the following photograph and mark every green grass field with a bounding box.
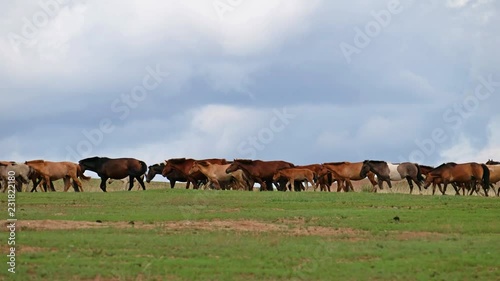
[1,179,499,280]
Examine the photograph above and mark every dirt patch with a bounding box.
[291,226,368,240]
[10,219,360,237]
[395,231,444,241]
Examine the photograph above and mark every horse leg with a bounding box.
[71,175,83,192]
[100,177,108,192]
[378,179,384,190]
[169,180,176,189]
[63,177,71,192]
[406,177,414,194]
[127,175,134,191]
[136,175,146,190]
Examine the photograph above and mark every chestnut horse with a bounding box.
[360,161,425,194]
[319,162,378,192]
[485,160,500,196]
[273,168,316,192]
[147,163,191,188]
[79,157,147,192]
[25,160,90,192]
[225,159,294,191]
[296,164,334,192]
[162,158,226,189]
[423,162,490,196]
[189,161,250,190]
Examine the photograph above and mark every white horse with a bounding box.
[0,161,34,192]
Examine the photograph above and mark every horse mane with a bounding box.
[26,159,45,164]
[364,160,386,164]
[486,159,500,165]
[80,156,104,163]
[196,161,210,167]
[167,158,188,164]
[419,165,434,170]
[149,163,165,168]
[323,162,346,166]
[234,159,254,164]
[434,162,457,170]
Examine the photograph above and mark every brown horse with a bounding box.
[485,160,500,196]
[423,162,490,196]
[162,158,225,189]
[78,157,146,192]
[25,160,90,192]
[360,161,425,194]
[295,164,334,192]
[225,159,294,191]
[272,168,316,192]
[319,162,378,192]
[189,161,250,190]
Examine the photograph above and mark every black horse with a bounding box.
[79,157,147,192]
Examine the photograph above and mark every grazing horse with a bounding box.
[147,163,191,189]
[225,159,294,191]
[79,157,147,192]
[273,168,316,192]
[360,161,424,194]
[162,158,226,189]
[189,161,250,190]
[423,162,490,196]
[25,160,90,192]
[319,162,378,192]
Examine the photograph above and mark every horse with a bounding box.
[108,174,145,190]
[78,157,147,192]
[162,158,225,189]
[225,159,294,191]
[360,161,424,194]
[147,162,191,189]
[295,164,334,192]
[0,161,33,192]
[189,161,250,190]
[272,168,316,192]
[318,162,378,192]
[25,160,90,192]
[423,162,490,196]
[485,160,500,196]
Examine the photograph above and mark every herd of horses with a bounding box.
[1,157,499,197]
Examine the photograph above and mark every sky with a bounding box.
[1,0,499,175]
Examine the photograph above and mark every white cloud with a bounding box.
[440,115,500,163]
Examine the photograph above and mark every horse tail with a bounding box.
[140,161,148,174]
[481,164,490,192]
[77,165,91,181]
[416,164,425,184]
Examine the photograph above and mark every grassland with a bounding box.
[1,179,499,280]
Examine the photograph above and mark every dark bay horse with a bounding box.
[423,162,490,196]
[161,158,225,189]
[225,159,294,191]
[319,162,378,192]
[79,157,147,192]
[360,161,424,194]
